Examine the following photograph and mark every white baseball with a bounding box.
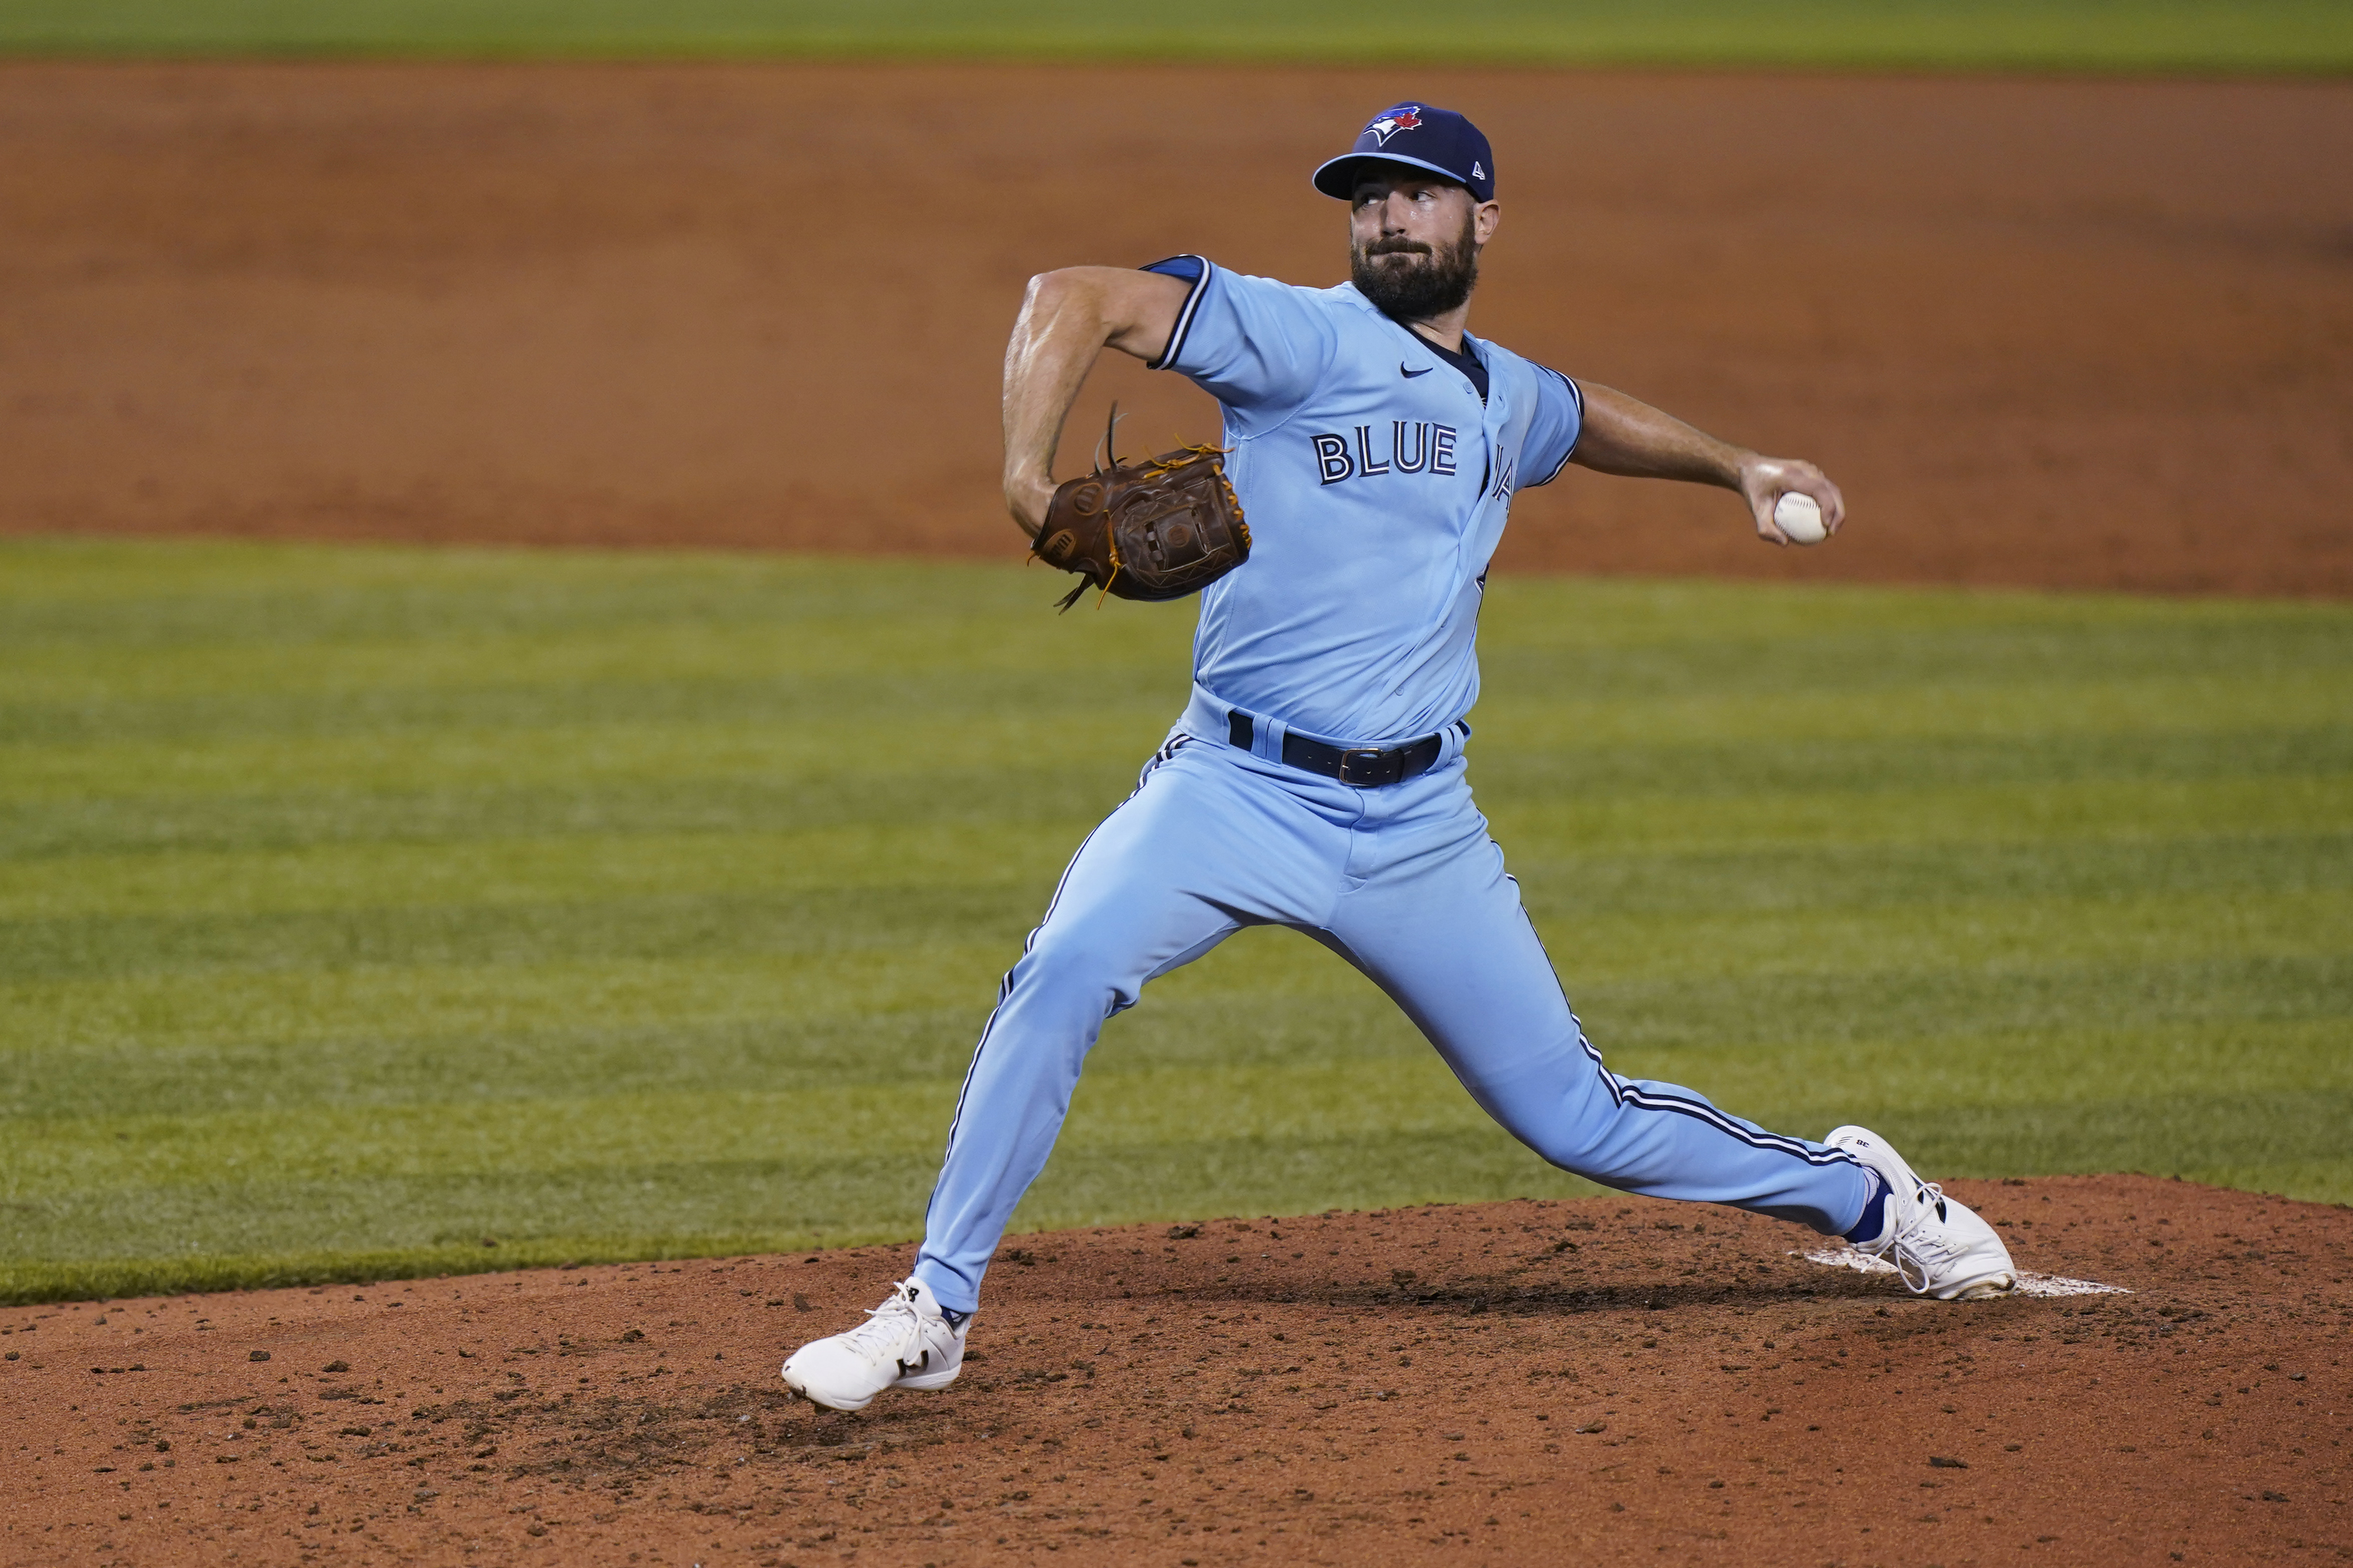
[1772,492,1827,545]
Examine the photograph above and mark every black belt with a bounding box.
[1226,711,1444,788]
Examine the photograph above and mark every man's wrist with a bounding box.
[1005,472,1056,539]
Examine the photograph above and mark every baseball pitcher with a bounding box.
[783,102,2015,1413]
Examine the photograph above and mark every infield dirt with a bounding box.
[2,63,2349,593]
[5,1177,2348,1565]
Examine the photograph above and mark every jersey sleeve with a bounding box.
[1515,364,1586,489]
[1139,256,1337,425]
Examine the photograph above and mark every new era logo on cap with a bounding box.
[1312,102,1496,204]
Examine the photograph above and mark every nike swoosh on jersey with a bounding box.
[1400,363,1433,378]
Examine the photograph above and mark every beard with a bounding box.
[1350,211,1481,320]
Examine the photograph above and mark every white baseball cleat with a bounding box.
[1826,1125,2017,1301]
[781,1279,969,1412]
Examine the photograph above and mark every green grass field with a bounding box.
[3,537,2349,1305]
[0,0,2346,73]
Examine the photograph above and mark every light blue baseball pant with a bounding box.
[910,700,1871,1314]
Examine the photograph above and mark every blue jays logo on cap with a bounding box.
[1312,101,1495,204]
[1363,106,1424,145]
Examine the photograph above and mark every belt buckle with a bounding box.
[1336,746,1397,787]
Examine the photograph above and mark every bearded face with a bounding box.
[1350,204,1481,321]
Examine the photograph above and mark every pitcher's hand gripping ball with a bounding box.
[1772,491,1827,545]
[1032,406,1249,610]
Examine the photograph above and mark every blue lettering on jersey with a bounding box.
[1313,423,1460,486]
[1311,433,1350,484]
[1394,421,1429,473]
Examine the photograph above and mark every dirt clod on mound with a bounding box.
[3,1175,2346,1565]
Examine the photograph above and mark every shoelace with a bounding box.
[834,1283,924,1359]
[1883,1181,1960,1294]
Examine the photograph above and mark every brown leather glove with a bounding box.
[1031,410,1249,611]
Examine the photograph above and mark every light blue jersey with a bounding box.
[1143,255,1584,745]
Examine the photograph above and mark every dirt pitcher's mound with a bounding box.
[4,64,2350,595]
[4,1177,2346,1566]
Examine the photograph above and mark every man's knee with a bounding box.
[1486,1073,1636,1178]
[1013,924,1143,1017]
[1521,1119,1618,1179]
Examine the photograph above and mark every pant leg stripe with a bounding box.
[1136,733,1190,792]
[1618,1084,1857,1166]
[1514,887,1843,1168]
[935,971,1016,1161]
[941,736,1180,1165]
[944,814,1109,1157]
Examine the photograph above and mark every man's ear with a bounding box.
[1474,200,1501,247]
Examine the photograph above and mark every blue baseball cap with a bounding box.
[1312,102,1494,203]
